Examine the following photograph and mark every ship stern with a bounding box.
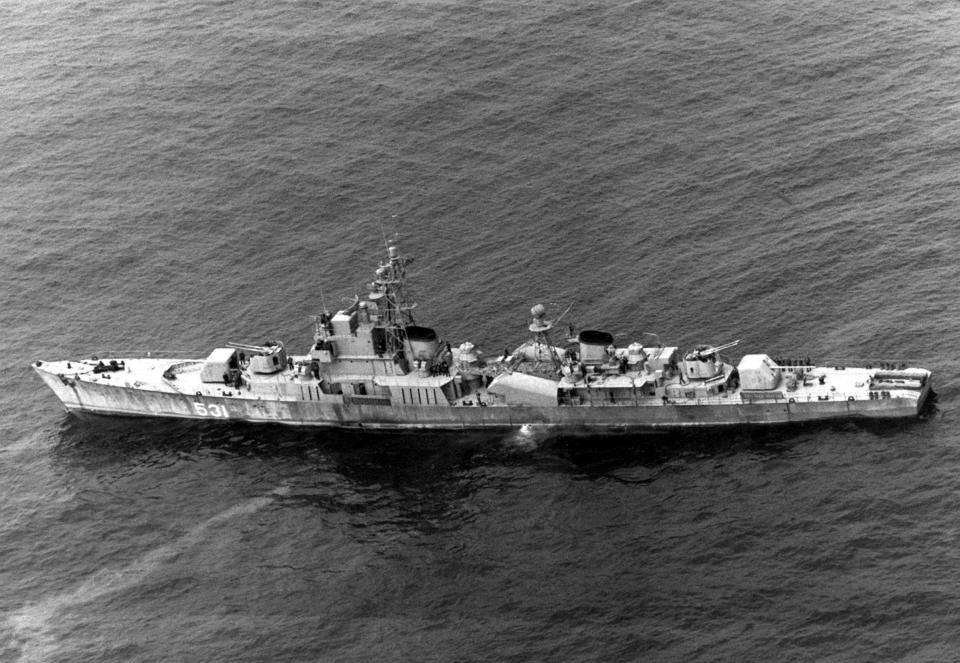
[917,369,935,415]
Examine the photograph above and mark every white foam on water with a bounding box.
[502,424,544,452]
[6,486,290,663]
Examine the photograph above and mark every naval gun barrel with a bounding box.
[709,339,740,354]
[226,341,282,353]
[690,339,740,359]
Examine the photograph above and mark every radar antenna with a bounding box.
[369,244,417,354]
[525,303,563,374]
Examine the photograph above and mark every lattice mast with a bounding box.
[528,303,563,374]
[370,245,417,352]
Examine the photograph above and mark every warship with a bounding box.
[34,245,933,430]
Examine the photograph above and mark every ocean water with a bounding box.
[3,0,960,660]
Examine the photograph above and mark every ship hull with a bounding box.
[35,366,931,430]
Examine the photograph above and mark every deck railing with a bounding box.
[561,389,896,408]
[81,350,203,359]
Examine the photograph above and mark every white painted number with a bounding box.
[193,402,229,418]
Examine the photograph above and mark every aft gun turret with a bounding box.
[682,340,739,381]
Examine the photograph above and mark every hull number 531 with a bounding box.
[193,402,229,418]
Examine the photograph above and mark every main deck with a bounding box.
[33,354,932,429]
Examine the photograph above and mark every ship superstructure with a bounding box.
[34,245,933,429]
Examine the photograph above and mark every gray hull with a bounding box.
[36,367,929,430]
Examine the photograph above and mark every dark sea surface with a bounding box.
[3,1,960,660]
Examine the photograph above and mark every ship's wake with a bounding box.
[5,486,290,663]
[501,424,548,452]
